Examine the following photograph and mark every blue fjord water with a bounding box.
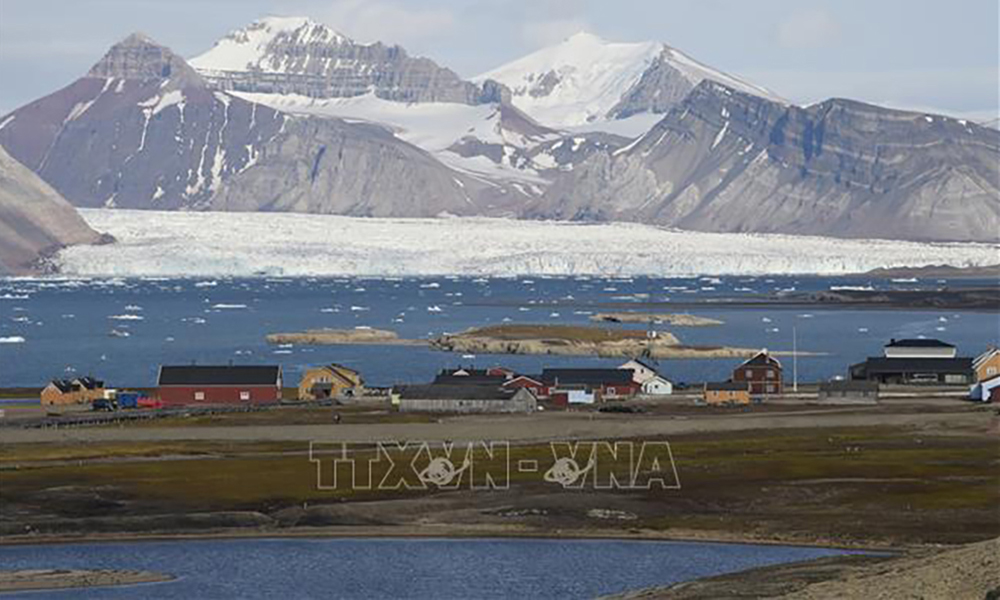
[0,275,996,388]
[0,537,863,599]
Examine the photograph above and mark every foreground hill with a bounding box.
[537,81,1000,242]
[0,146,103,275]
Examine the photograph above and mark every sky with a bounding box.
[0,0,997,120]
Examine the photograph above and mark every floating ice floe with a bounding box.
[350,306,369,312]
[109,314,144,321]
[0,336,26,344]
[420,282,440,289]
[212,303,248,309]
[427,305,443,313]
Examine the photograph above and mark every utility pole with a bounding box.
[793,325,798,393]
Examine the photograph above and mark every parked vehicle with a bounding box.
[137,397,163,409]
[91,398,117,411]
[117,392,140,409]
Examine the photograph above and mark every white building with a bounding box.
[641,375,674,396]
[883,339,956,359]
[619,359,659,384]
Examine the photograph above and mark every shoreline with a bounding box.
[0,524,904,554]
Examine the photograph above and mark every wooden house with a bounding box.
[298,364,363,401]
[157,365,283,407]
[40,380,82,405]
[973,347,1000,382]
[704,382,751,405]
[618,359,659,384]
[883,338,957,359]
[641,375,674,396]
[541,368,640,403]
[732,351,783,396]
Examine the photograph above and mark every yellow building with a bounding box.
[298,364,363,401]
[39,376,105,406]
[973,348,1000,382]
[703,382,751,406]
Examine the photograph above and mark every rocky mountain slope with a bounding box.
[537,81,1000,242]
[0,33,509,217]
[190,16,505,105]
[476,32,784,128]
[0,146,103,275]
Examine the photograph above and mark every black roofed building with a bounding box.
[849,357,973,385]
[883,338,957,359]
[157,365,283,406]
[541,368,640,404]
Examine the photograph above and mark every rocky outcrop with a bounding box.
[0,146,103,274]
[537,81,1000,242]
[191,17,507,105]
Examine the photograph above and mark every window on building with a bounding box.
[240,391,251,401]
[766,384,775,393]
[194,391,205,401]
[767,370,775,379]
[988,367,997,376]
[745,370,753,378]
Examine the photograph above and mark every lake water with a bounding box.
[0,275,996,388]
[0,537,863,598]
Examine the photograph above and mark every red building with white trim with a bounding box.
[157,365,283,407]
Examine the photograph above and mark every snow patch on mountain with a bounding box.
[477,31,784,127]
[190,16,346,73]
[52,209,998,278]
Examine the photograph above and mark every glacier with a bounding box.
[51,209,998,278]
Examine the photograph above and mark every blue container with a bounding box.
[118,392,140,409]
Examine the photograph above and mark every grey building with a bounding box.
[394,385,537,414]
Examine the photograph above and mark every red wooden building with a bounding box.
[157,365,283,407]
[732,351,783,397]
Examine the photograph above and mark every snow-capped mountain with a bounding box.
[190,16,504,105]
[0,33,518,216]
[538,81,1000,242]
[476,31,784,128]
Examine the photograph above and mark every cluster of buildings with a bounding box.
[36,338,999,413]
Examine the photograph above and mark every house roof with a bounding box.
[542,369,634,385]
[621,358,658,372]
[854,357,972,375]
[885,338,955,349]
[973,347,999,368]
[706,382,750,391]
[158,365,282,386]
[819,380,879,392]
[738,351,782,369]
[396,384,517,401]
[48,379,76,393]
[503,374,544,386]
[434,372,508,385]
[75,376,104,390]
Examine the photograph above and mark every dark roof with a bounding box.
[819,380,879,392]
[49,379,77,393]
[433,372,508,385]
[706,382,750,391]
[158,365,282,386]
[625,358,658,371]
[396,384,516,401]
[739,351,782,369]
[855,357,972,375]
[75,376,104,390]
[542,369,634,385]
[885,338,955,348]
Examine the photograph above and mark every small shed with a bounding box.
[641,375,674,396]
[704,382,751,406]
[817,380,879,404]
[969,376,1000,402]
[40,380,81,406]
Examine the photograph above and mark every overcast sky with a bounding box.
[1,0,997,119]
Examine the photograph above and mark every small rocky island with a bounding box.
[589,312,724,326]
[0,569,173,592]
